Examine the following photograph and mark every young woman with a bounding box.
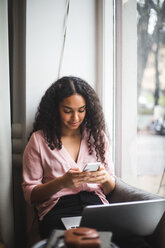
[22,76,115,238]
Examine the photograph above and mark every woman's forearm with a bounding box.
[101,176,116,195]
[31,176,65,205]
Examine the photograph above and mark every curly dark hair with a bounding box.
[29,76,107,163]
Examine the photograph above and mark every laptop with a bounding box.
[61,198,165,237]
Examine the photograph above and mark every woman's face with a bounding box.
[59,94,86,132]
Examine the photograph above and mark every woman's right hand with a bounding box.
[31,168,89,204]
[61,168,89,189]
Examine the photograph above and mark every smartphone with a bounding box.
[83,162,101,172]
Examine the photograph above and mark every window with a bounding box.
[112,0,165,197]
[137,0,165,196]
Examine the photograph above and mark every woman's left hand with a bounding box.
[84,165,109,184]
[84,165,115,195]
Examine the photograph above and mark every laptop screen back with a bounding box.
[80,199,165,237]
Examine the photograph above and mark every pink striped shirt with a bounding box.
[22,130,115,220]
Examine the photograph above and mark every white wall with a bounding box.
[26,0,97,137]
[0,1,14,247]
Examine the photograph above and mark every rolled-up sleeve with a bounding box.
[22,133,43,205]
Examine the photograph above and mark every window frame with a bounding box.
[98,0,138,184]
